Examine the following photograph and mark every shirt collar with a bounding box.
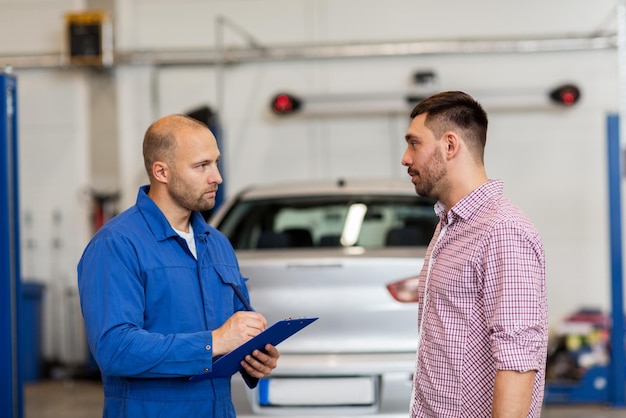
[434,179,504,223]
[136,185,211,241]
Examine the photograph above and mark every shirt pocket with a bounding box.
[213,265,251,312]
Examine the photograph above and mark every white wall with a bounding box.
[115,0,621,328]
[2,0,622,362]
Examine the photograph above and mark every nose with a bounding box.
[401,148,412,167]
[210,165,223,185]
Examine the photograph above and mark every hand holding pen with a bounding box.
[212,311,268,356]
[214,282,280,377]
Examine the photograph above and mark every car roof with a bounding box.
[235,178,419,200]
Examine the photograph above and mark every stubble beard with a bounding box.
[169,174,216,213]
[413,147,447,198]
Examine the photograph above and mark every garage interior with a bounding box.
[3,0,626,416]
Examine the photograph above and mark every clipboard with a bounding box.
[189,317,318,382]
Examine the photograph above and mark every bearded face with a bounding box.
[410,144,447,199]
[168,165,218,213]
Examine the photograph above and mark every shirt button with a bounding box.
[205,344,211,351]
[204,368,209,373]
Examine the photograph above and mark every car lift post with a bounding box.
[0,71,23,418]
[607,113,626,407]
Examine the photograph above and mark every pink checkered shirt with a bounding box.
[410,180,548,418]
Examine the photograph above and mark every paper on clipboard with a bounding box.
[189,317,318,382]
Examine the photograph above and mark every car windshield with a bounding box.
[216,195,438,250]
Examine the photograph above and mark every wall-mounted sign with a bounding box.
[65,10,113,67]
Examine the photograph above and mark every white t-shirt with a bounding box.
[173,223,197,259]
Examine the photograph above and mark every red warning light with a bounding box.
[549,84,581,106]
[271,93,302,115]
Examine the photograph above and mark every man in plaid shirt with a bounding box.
[402,91,548,417]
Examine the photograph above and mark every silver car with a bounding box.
[209,178,438,417]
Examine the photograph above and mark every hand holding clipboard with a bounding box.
[189,317,318,382]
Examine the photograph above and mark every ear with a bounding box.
[152,161,169,184]
[443,131,460,160]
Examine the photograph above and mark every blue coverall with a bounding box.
[77,186,254,417]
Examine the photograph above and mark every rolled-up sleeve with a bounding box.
[482,221,548,372]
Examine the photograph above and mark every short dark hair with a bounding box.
[410,91,488,161]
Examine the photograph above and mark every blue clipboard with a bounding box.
[189,317,318,382]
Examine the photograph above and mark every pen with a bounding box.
[229,283,255,312]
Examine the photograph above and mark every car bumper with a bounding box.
[232,352,415,417]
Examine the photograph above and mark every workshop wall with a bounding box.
[0,0,621,364]
[114,0,620,329]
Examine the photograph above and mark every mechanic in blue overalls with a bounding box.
[78,114,279,417]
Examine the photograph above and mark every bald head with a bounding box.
[142,114,210,180]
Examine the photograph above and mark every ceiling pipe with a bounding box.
[0,54,67,70]
[119,33,618,66]
[0,33,617,70]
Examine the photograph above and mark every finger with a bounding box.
[246,320,266,333]
[251,349,277,369]
[241,355,269,378]
[233,311,266,326]
[245,328,262,340]
[264,344,280,358]
[241,362,263,378]
[237,314,267,332]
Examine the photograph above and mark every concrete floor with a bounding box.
[22,379,626,418]
[24,379,103,418]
